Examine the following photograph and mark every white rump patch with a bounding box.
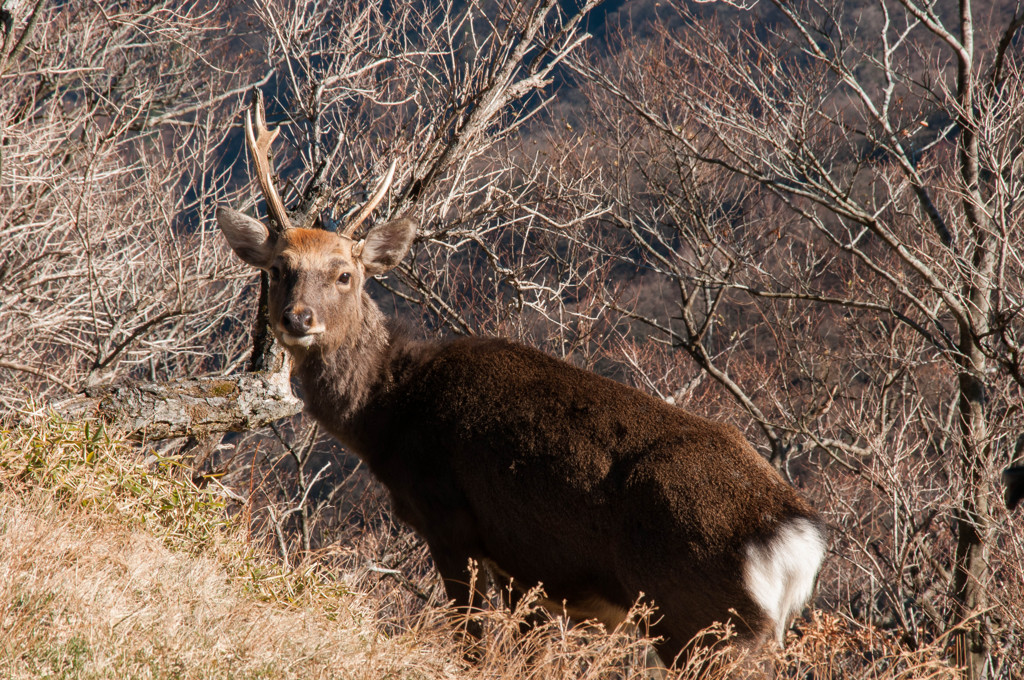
[743,517,826,646]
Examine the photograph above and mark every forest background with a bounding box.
[1,0,1022,678]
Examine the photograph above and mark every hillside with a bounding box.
[0,420,458,678]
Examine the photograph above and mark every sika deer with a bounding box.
[215,92,827,667]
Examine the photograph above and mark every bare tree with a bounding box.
[1,0,262,412]
[569,1,1023,677]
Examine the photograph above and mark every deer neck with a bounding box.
[292,294,393,430]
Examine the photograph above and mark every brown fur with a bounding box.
[214,210,824,666]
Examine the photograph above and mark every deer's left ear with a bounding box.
[358,217,417,276]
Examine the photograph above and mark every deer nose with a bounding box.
[282,307,314,335]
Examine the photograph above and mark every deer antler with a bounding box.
[244,89,292,234]
[341,160,397,239]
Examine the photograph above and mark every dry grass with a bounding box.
[0,420,458,679]
[0,419,963,679]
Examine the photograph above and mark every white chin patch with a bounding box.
[744,517,827,646]
[280,333,316,348]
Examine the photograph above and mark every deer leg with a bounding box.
[480,559,550,634]
[429,546,490,657]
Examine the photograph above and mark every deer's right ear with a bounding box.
[215,206,276,269]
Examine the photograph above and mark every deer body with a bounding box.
[215,94,826,666]
[305,328,822,654]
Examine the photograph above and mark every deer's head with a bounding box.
[215,91,416,355]
[216,209,415,354]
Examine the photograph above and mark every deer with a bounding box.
[214,92,828,668]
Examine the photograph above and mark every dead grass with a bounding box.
[0,419,964,679]
[772,612,959,680]
[0,419,459,679]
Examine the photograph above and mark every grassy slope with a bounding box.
[0,420,462,679]
[0,420,957,679]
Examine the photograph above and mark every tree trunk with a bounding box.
[55,370,301,441]
[951,368,991,679]
[248,271,289,374]
[53,274,299,442]
[949,4,997,675]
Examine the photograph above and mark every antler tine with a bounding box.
[244,89,292,234]
[342,160,397,239]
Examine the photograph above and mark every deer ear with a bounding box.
[359,217,417,276]
[215,206,276,269]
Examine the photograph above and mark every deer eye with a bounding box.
[269,265,282,282]
[337,272,352,285]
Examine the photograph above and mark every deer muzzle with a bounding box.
[279,306,325,348]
